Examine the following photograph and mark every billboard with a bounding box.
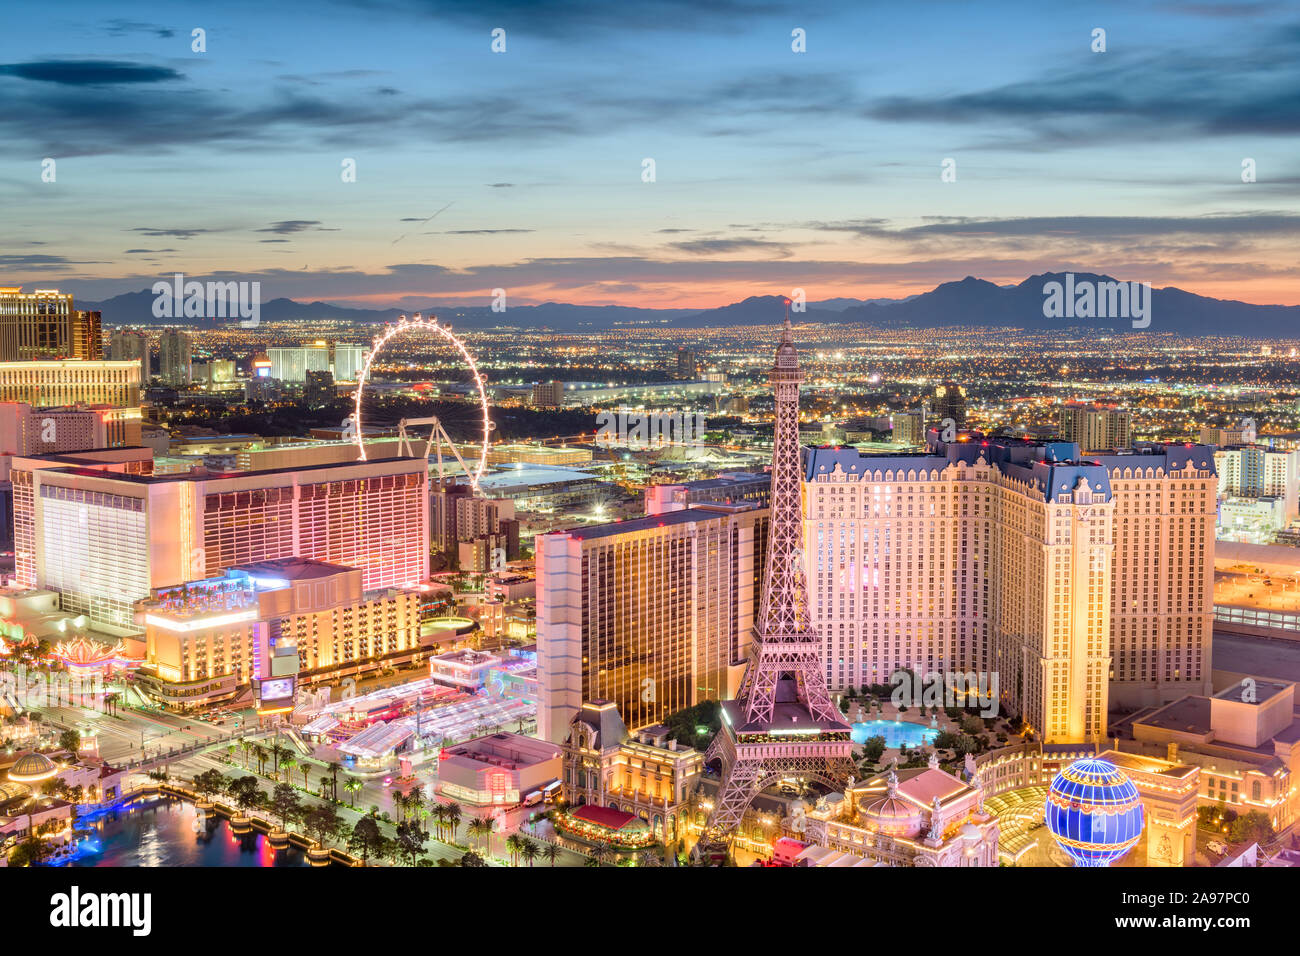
[257,676,296,714]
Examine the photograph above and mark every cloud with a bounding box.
[352,0,794,36]
[669,237,795,257]
[486,183,514,188]
[0,254,78,267]
[0,60,183,85]
[866,34,1300,142]
[102,19,176,39]
[442,229,534,235]
[128,227,214,239]
[807,213,1300,241]
[257,220,336,234]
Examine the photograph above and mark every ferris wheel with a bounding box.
[351,314,493,494]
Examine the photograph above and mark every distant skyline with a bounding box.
[3,0,1299,310]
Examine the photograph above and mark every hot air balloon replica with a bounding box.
[1045,756,1145,867]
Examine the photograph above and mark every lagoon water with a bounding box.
[66,795,313,867]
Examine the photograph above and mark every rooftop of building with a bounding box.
[230,557,356,582]
[440,731,560,770]
[1211,679,1291,704]
[37,454,428,485]
[476,463,602,490]
[549,506,736,541]
[1134,696,1213,735]
[1096,748,1199,781]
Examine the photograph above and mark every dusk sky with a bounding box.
[3,0,1299,309]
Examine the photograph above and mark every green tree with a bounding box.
[58,729,81,753]
[543,842,560,867]
[396,821,428,866]
[343,777,362,807]
[1229,810,1274,846]
[304,803,343,849]
[269,783,301,832]
[348,815,384,865]
[7,835,52,867]
[860,734,887,763]
[192,768,226,802]
[227,776,263,815]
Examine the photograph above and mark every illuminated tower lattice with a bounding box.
[702,309,854,842]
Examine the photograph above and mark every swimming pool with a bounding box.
[851,719,938,749]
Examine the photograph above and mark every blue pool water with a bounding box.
[851,719,939,749]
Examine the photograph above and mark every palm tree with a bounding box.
[467,816,491,854]
[268,740,287,781]
[520,838,539,867]
[444,802,462,842]
[298,759,312,789]
[240,740,253,769]
[588,843,610,867]
[543,842,560,867]
[428,803,447,841]
[505,833,521,865]
[278,752,296,785]
[343,777,362,808]
[318,774,332,799]
[326,762,341,802]
[253,744,268,776]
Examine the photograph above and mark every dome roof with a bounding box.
[1045,757,1144,867]
[8,751,57,783]
[860,794,923,827]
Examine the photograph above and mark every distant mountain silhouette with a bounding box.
[835,273,1300,336]
[80,273,1300,336]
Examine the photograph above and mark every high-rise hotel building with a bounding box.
[136,558,424,706]
[804,436,1215,743]
[0,360,141,407]
[535,503,767,743]
[108,330,150,386]
[0,288,101,361]
[159,329,193,386]
[12,456,429,629]
[1215,444,1299,522]
[1058,402,1132,453]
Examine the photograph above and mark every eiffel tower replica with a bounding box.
[699,308,854,852]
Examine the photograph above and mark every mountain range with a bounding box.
[79,273,1300,337]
